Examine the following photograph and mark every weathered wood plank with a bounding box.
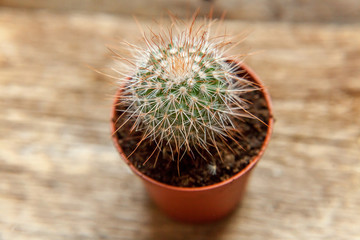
[1,0,360,23]
[0,8,359,240]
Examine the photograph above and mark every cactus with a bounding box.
[116,20,255,164]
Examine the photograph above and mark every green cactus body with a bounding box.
[120,25,253,160]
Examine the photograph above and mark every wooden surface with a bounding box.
[1,8,360,240]
[1,0,360,23]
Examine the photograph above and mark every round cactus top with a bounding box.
[116,20,255,161]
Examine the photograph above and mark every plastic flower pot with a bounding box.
[111,62,274,223]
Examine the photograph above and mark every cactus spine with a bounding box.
[116,20,254,163]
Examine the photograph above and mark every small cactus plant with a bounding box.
[115,18,257,167]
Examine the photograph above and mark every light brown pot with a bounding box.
[111,63,274,223]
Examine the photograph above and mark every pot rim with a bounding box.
[111,62,274,192]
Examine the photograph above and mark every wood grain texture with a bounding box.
[1,0,360,23]
[0,8,360,240]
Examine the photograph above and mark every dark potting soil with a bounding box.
[113,79,271,188]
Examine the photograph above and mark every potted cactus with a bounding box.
[110,18,273,223]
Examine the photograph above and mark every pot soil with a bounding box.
[111,63,273,222]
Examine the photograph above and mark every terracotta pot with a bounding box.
[111,63,274,223]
